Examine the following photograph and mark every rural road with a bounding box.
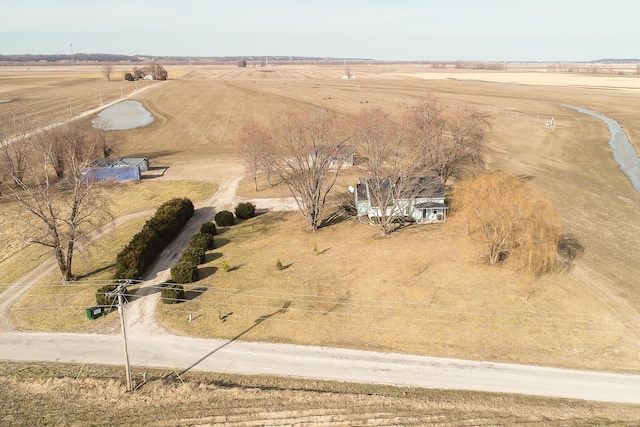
[2,330,640,404]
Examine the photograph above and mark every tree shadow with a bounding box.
[184,286,207,301]
[175,300,292,376]
[557,233,586,272]
[227,263,246,272]
[142,167,169,179]
[214,237,230,249]
[198,266,218,280]
[204,252,223,263]
[214,227,230,235]
[129,281,163,302]
[75,263,115,280]
[319,208,350,228]
[518,174,535,181]
[259,211,291,225]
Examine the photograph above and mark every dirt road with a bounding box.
[2,330,640,404]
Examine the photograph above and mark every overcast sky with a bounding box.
[1,0,638,61]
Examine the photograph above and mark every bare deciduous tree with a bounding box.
[410,97,488,185]
[268,108,352,232]
[237,122,274,191]
[453,172,560,275]
[0,115,34,184]
[0,124,110,281]
[353,107,436,235]
[92,117,120,158]
[37,126,67,179]
[101,64,113,81]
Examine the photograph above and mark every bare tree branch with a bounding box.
[268,108,352,232]
[0,123,111,280]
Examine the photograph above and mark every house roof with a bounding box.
[414,201,448,209]
[356,176,444,203]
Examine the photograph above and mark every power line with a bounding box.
[7,280,640,326]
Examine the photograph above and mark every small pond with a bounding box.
[92,100,154,130]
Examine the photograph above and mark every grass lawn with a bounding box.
[157,209,640,372]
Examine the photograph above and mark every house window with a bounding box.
[422,209,427,219]
[433,209,438,214]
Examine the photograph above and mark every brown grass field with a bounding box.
[1,361,639,426]
[1,64,640,421]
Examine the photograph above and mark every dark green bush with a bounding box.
[170,261,199,284]
[200,221,217,236]
[234,202,256,220]
[181,247,205,265]
[161,283,185,304]
[189,233,214,250]
[114,198,194,279]
[215,210,235,226]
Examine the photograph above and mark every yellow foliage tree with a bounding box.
[453,172,561,275]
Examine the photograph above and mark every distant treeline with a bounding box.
[0,53,373,65]
[0,53,143,63]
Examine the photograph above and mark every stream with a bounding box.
[559,103,640,192]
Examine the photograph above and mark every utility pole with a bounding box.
[108,281,133,391]
[99,90,103,105]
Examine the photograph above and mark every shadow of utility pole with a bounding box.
[176,300,292,377]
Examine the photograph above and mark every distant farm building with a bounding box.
[82,157,149,183]
[309,145,355,168]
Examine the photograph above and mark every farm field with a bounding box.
[2,361,639,426]
[2,64,640,379]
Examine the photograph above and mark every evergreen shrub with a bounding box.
[161,283,185,304]
[181,247,205,265]
[200,221,217,236]
[114,198,194,279]
[214,210,235,226]
[170,261,199,284]
[189,233,214,250]
[234,202,256,220]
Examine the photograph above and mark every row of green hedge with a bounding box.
[163,221,219,303]
[114,198,195,279]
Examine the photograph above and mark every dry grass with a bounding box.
[1,361,639,426]
[156,210,640,372]
[4,65,640,375]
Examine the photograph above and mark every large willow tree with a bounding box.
[454,172,561,275]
